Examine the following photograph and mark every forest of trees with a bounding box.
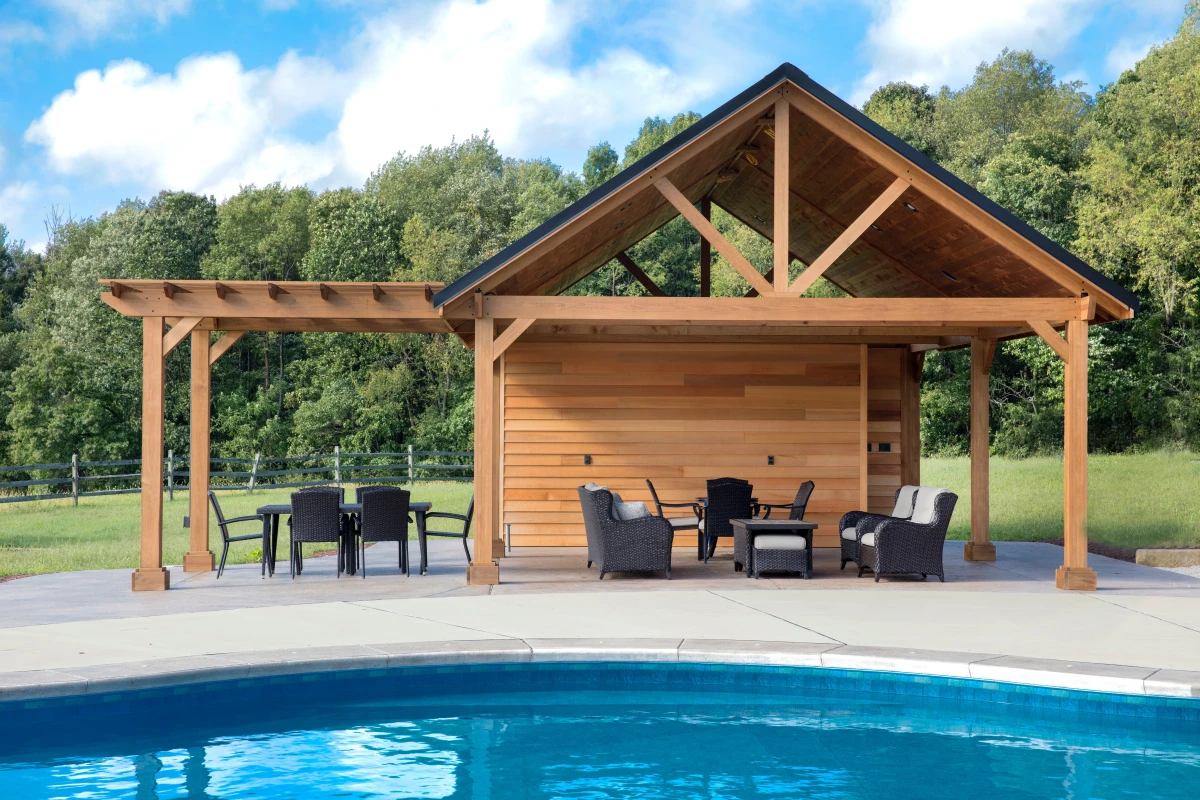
[1,6,1198,467]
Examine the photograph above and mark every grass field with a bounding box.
[2,453,1198,577]
[0,483,475,577]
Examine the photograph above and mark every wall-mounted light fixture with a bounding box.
[583,454,592,465]
[767,455,775,465]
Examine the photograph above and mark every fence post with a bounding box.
[167,449,175,501]
[71,453,79,506]
[334,445,341,488]
[248,452,261,493]
[407,444,414,486]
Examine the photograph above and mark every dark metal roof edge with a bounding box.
[436,62,1138,314]
[433,64,791,308]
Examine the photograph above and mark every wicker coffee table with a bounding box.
[729,518,817,579]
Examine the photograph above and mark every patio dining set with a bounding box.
[578,479,958,582]
[206,487,475,579]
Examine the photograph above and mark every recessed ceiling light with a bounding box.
[870,224,882,232]
[753,215,766,224]
[941,270,958,281]
[904,202,919,212]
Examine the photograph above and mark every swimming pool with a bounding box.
[2,661,1198,798]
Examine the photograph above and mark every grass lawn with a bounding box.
[3,452,1199,577]
[0,482,475,577]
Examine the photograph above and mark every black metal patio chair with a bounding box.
[357,486,410,577]
[423,495,475,564]
[208,490,262,579]
[645,479,702,560]
[289,488,343,578]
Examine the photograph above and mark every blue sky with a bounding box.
[0,0,1189,250]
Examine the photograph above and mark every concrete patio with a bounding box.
[3,541,1200,701]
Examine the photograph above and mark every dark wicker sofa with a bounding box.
[578,486,674,579]
[856,488,958,582]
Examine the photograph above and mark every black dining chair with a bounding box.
[758,481,815,520]
[289,489,343,578]
[702,477,754,563]
[357,486,411,577]
[208,490,263,578]
[423,494,475,563]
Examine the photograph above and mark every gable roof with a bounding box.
[434,63,1137,321]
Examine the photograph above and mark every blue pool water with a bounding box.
[1,662,1199,799]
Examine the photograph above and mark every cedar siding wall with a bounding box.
[502,341,908,549]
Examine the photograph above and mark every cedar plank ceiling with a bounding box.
[440,64,1136,325]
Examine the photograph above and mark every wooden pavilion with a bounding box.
[102,64,1137,593]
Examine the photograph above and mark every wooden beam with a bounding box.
[133,317,169,592]
[469,316,500,585]
[184,329,214,573]
[654,177,774,296]
[965,337,997,562]
[1057,318,1096,590]
[614,252,667,297]
[789,177,909,295]
[99,280,445,321]
[900,349,923,486]
[1028,319,1070,362]
[700,198,711,297]
[493,318,536,358]
[859,344,869,510]
[208,330,246,366]
[788,87,1133,320]
[478,295,1081,325]
[773,98,791,293]
[162,317,203,356]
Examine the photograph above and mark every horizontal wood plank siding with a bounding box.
[503,342,903,549]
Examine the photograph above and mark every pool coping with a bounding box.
[3,639,1199,703]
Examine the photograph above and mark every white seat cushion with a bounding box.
[892,485,918,518]
[754,534,807,551]
[667,515,699,528]
[860,531,876,547]
[698,519,705,532]
[614,501,650,520]
[910,487,948,525]
[840,526,857,541]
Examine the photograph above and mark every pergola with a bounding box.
[102,64,1136,593]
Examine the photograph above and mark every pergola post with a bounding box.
[469,314,500,584]
[965,337,997,561]
[773,97,790,292]
[491,351,505,556]
[133,316,169,591]
[1057,317,1096,590]
[899,350,923,486]
[859,344,869,510]
[699,198,711,297]
[183,329,215,572]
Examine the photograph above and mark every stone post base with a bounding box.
[182,551,215,572]
[963,541,996,561]
[467,561,500,585]
[131,567,170,591]
[1055,566,1097,591]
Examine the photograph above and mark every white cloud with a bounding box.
[0,181,54,251]
[42,0,191,41]
[24,0,720,198]
[1104,35,1157,75]
[852,0,1104,103]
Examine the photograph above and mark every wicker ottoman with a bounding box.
[753,533,812,579]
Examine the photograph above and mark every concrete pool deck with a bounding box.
[3,542,1200,701]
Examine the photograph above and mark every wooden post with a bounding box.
[133,316,169,591]
[699,198,711,297]
[71,453,79,506]
[899,351,923,487]
[965,338,997,561]
[334,445,341,487]
[859,344,869,510]
[1057,317,1096,590]
[184,329,214,572]
[407,444,414,486]
[248,453,261,492]
[773,97,790,293]
[469,315,499,584]
[492,351,505,556]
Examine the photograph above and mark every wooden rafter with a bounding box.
[654,177,773,296]
[789,177,909,295]
[614,252,667,297]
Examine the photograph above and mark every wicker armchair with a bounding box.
[857,488,958,582]
[579,487,673,579]
[735,481,814,573]
[839,485,918,571]
[289,489,343,578]
[357,486,410,577]
[702,477,753,564]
